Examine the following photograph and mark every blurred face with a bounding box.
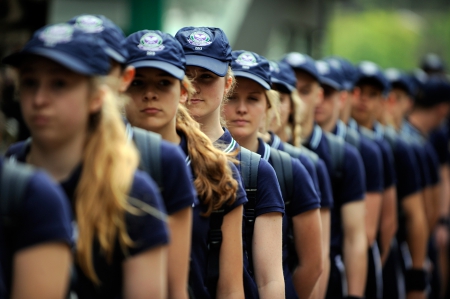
[125,68,185,133]
[223,78,267,141]
[19,57,95,146]
[185,66,227,122]
[108,60,135,93]
[295,71,323,124]
[270,91,291,132]
[388,88,412,122]
[351,84,384,127]
[315,85,341,128]
[434,103,450,127]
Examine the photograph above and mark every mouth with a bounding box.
[189,98,203,104]
[31,115,50,126]
[141,107,161,114]
[232,119,249,126]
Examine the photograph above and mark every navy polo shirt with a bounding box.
[217,128,284,299]
[257,137,320,299]
[179,132,248,299]
[429,124,450,165]
[268,132,334,209]
[0,158,72,298]
[303,125,365,254]
[334,120,384,193]
[402,120,440,187]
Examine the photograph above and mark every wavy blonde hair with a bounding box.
[76,79,139,285]
[180,76,239,216]
[288,90,304,147]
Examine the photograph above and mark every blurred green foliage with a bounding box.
[324,8,450,71]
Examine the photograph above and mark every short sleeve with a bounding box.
[288,158,320,217]
[359,138,384,192]
[316,159,334,208]
[298,154,321,199]
[430,127,450,165]
[378,140,397,189]
[255,159,285,217]
[224,162,248,214]
[394,143,422,200]
[424,144,441,186]
[160,141,197,215]
[15,171,73,251]
[126,170,169,256]
[340,145,366,205]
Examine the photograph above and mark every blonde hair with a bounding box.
[289,90,304,147]
[263,89,281,132]
[76,80,139,284]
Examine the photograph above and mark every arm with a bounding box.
[379,186,398,265]
[123,245,168,299]
[252,212,285,299]
[217,205,245,299]
[365,192,383,246]
[292,208,323,299]
[428,183,442,232]
[11,243,71,299]
[310,208,331,299]
[167,207,193,299]
[342,200,368,297]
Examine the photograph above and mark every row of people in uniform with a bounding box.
[1,14,449,299]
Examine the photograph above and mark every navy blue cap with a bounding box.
[231,50,271,90]
[355,61,390,95]
[281,52,320,82]
[384,68,413,96]
[174,27,232,77]
[421,53,445,73]
[324,56,356,90]
[269,60,296,92]
[125,30,185,80]
[316,60,343,91]
[67,15,128,63]
[415,76,450,107]
[407,68,428,98]
[2,23,110,75]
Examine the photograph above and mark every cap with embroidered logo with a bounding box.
[324,56,356,91]
[385,68,413,96]
[231,50,271,90]
[125,30,185,80]
[281,52,320,82]
[270,60,296,93]
[2,23,110,75]
[316,60,343,91]
[67,14,128,63]
[355,61,390,95]
[175,27,232,77]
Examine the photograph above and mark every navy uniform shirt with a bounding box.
[179,132,248,299]
[218,129,285,299]
[402,120,440,187]
[268,132,334,209]
[429,124,450,166]
[334,120,384,193]
[257,137,320,299]
[5,143,170,298]
[0,158,72,298]
[303,125,366,254]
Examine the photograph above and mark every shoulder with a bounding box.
[4,141,27,158]
[160,139,187,164]
[129,170,163,206]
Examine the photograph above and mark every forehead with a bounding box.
[19,56,71,74]
[294,70,318,86]
[359,84,383,94]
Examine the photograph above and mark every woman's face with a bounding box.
[223,77,267,141]
[185,66,227,122]
[125,68,184,133]
[273,92,291,132]
[19,57,94,146]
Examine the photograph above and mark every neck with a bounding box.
[194,108,225,142]
[28,133,85,182]
[319,118,337,133]
[235,132,259,153]
[408,111,432,135]
[301,113,314,139]
[274,125,289,142]
[154,119,181,144]
[356,117,374,130]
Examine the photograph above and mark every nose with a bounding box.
[236,99,248,115]
[143,87,157,102]
[32,85,49,107]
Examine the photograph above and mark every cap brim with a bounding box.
[271,78,295,92]
[290,65,320,82]
[130,60,185,80]
[104,47,126,63]
[320,77,341,91]
[234,71,270,90]
[185,55,228,77]
[3,47,101,75]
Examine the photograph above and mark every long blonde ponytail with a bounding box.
[76,80,139,284]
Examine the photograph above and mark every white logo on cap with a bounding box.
[269,61,280,73]
[328,59,341,70]
[384,68,401,81]
[39,24,74,47]
[138,32,165,53]
[360,61,379,75]
[316,61,330,75]
[188,31,212,47]
[285,53,306,66]
[235,52,258,69]
[75,15,104,33]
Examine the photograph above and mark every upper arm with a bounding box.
[217,205,244,297]
[11,242,72,299]
[341,200,366,239]
[123,245,168,299]
[293,209,322,264]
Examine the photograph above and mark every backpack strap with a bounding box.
[131,127,163,191]
[282,142,302,159]
[1,159,34,242]
[299,147,320,167]
[269,148,294,207]
[345,127,361,150]
[206,207,225,297]
[239,147,261,273]
[324,133,345,180]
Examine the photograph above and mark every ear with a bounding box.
[224,75,233,95]
[89,86,106,113]
[180,83,188,104]
[338,90,347,109]
[118,66,136,93]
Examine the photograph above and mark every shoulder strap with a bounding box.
[300,147,319,166]
[269,149,294,207]
[345,127,361,150]
[1,159,34,237]
[132,127,163,191]
[206,207,225,297]
[324,133,345,179]
[239,147,261,274]
[282,142,302,159]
